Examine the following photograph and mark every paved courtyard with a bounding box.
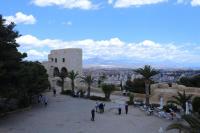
[0,92,177,133]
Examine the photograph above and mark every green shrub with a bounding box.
[124,78,154,94]
[89,96,108,101]
[192,97,200,115]
[18,96,30,108]
[163,103,178,112]
[178,74,200,87]
[101,84,116,100]
[79,90,86,98]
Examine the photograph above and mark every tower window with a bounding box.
[55,58,57,63]
[51,58,54,62]
[62,58,65,62]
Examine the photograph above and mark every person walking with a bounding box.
[118,107,121,115]
[99,103,103,113]
[43,96,48,107]
[95,102,99,112]
[53,88,56,96]
[102,103,105,113]
[91,109,95,121]
[38,94,43,104]
[125,104,128,114]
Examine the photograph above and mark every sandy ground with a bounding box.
[0,91,177,133]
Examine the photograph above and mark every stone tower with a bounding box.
[42,48,82,89]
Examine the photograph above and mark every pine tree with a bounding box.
[0,15,26,99]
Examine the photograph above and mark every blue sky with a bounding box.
[1,0,200,68]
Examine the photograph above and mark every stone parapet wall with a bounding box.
[150,83,200,104]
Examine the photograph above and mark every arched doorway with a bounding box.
[61,67,68,76]
[53,67,60,77]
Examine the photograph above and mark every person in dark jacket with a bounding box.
[125,104,128,114]
[99,103,104,113]
[43,96,48,107]
[118,107,121,115]
[91,109,95,121]
[53,88,56,96]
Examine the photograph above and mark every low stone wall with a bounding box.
[150,83,200,104]
[151,88,177,104]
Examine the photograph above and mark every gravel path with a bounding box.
[0,91,177,133]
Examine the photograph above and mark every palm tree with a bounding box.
[101,84,116,100]
[134,65,159,105]
[166,114,200,133]
[56,69,68,93]
[81,75,95,97]
[67,70,79,94]
[168,91,193,112]
[98,73,107,87]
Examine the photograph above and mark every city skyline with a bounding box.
[1,0,200,69]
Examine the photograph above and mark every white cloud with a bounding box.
[62,21,72,26]
[23,49,49,60]
[17,35,200,64]
[108,0,114,4]
[4,12,36,25]
[176,0,200,6]
[31,0,97,10]
[17,35,41,47]
[176,0,186,4]
[196,46,200,50]
[27,49,48,57]
[191,0,200,6]
[67,21,72,25]
[176,0,190,4]
[113,0,167,8]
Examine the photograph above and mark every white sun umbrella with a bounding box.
[159,96,164,109]
[185,101,189,115]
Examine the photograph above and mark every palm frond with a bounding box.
[183,115,200,129]
[81,75,95,85]
[186,94,193,101]
[68,70,79,80]
[134,65,159,80]
[167,114,200,132]
[170,91,193,111]
[166,123,190,132]
[167,100,179,105]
